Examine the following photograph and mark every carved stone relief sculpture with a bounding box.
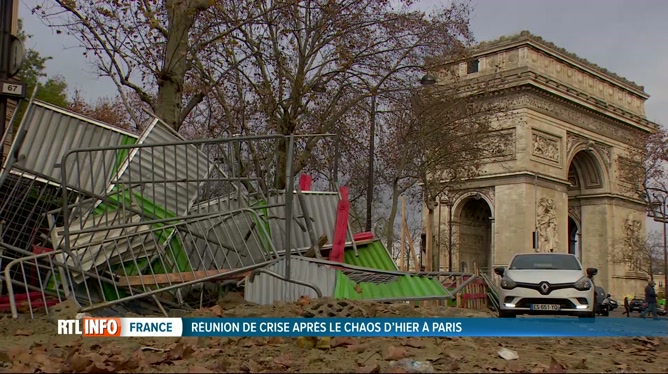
[531,132,560,163]
[481,128,516,160]
[537,197,558,252]
[623,214,643,272]
[503,90,644,147]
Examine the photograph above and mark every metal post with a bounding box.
[283,135,295,281]
[333,128,340,189]
[436,196,441,272]
[448,200,453,272]
[0,0,14,164]
[663,202,667,300]
[365,94,376,232]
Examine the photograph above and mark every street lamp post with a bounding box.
[313,73,437,242]
[365,94,376,232]
[647,190,668,300]
[446,197,454,272]
[365,74,436,233]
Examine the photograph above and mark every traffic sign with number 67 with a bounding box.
[0,81,26,98]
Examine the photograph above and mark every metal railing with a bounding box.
[0,103,340,316]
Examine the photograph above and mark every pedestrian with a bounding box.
[640,280,659,320]
[623,297,630,317]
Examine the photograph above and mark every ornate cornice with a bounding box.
[495,85,648,147]
[472,31,645,94]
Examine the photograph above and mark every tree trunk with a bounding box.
[426,206,434,272]
[386,178,402,256]
[274,137,288,190]
[155,0,200,131]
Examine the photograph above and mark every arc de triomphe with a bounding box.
[426,31,656,297]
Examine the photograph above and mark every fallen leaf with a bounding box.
[188,366,214,373]
[144,351,168,365]
[193,348,223,359]
[497,347,519,360]
[267,337,285,345]
[635,337,659,346]
[347,344,369,353]
[209,305,224,317]
[632,343,655,352]
[385,368,407,374]
[82,361,116,373]
[449,362,461,371]
[169,343,194,360]
[506,361,525,372]
[355,363,381,373]
[239,359,261,373]
[549,357,566,373]
[297,337,316,349]
[331,337,356,348]
[316,337,331,349]
[14,329,32,337]
[297,295,311,306]
[384,346,407,361]
[9,348,31,364]
[402,338,424,348]
[273,353,291,367]
[176,336,200,347]
[573,358,588,369]
[9,362,32,372]
[445,351,463,361]
[69,352,94,372]
[241,339,256,348]
[355,284,363,294]
[429,357,447,366]
[209,359,230,372]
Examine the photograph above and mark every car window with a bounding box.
[509,254,581,270]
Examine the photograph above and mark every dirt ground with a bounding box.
[0,295,666,373]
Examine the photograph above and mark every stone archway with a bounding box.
[456,196,493,273]
[422,31,656,298]
[567,149,606,268]
[567,149,607,194]
[568,216,580,259]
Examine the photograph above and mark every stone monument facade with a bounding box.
[426,31,657,297]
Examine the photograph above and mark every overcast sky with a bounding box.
[16,0,668,232]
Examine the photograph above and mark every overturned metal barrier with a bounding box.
[244,255,477,305]
[0,98,344,317]
[55,136,279,311]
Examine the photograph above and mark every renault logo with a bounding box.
[539,282,550,294]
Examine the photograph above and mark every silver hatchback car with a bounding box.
[494,253,597,318]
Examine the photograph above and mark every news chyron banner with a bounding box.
[58,317,668,338]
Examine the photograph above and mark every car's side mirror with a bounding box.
[494,266,505,277]
[586,267,598,278]
[607,294,611,298]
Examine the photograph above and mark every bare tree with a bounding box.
[613,229,664,280]
[618,126,668,199]
[197,0,475,190]
[33,0,276,131]
[376,65,513,256]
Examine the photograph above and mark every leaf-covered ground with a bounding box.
[0,296,666,373]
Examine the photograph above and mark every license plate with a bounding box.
[531,304,560,311]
